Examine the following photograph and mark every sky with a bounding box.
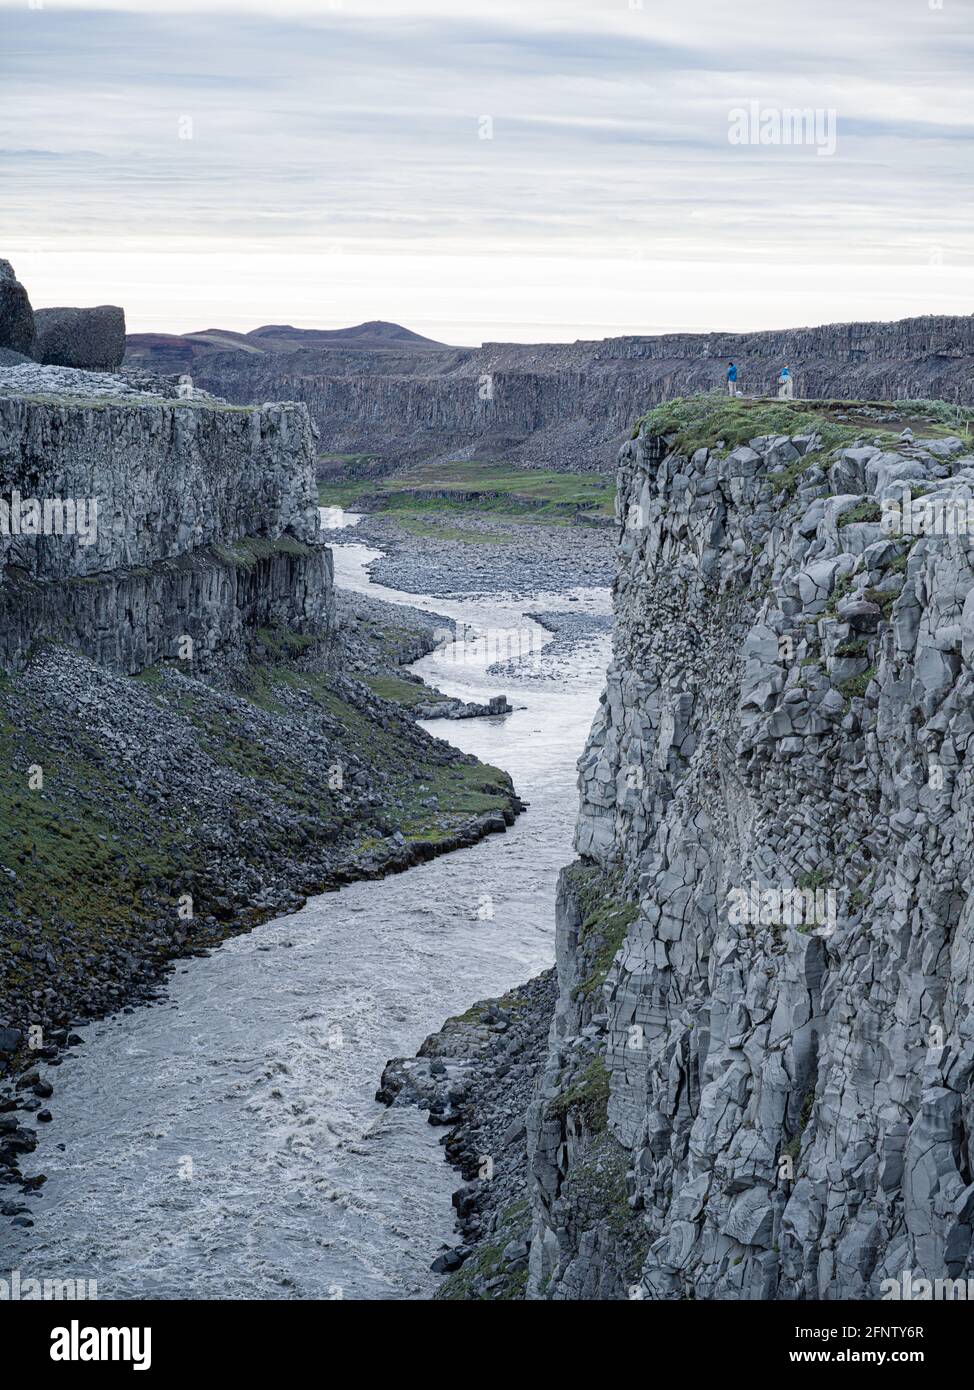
[1,0,972,344]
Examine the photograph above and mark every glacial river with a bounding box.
[4,515,610,1300]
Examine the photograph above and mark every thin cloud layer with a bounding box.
[1,0,971,339]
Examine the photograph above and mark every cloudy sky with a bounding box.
[1,0,972,343]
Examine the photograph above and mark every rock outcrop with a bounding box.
[34,305,126,371]
[0,261,35,360]
[0,256,127,370]
[0,365,328,672]
[127,315,974,472]
[528,397,974,1299]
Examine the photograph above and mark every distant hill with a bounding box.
[124,320,447,369]
[245,321,446,350]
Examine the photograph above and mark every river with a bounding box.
[4,516,610,1300]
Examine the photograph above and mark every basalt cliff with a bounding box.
[523,396,974,1299]
[126,315,974,472]
[411,395,974,1301]
[0,378,330,673]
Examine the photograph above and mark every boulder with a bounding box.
[34,305,126,371]
[0,259,36,357]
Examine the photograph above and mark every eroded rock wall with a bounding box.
[157,314,974,471]
[0,386,332,671]
[530,405,974,1299]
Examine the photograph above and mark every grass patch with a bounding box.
[402,761,513,829]
[633,395,870,459]
[864,586,899,617]
[361,673,436,707]
[839,666,877,700]
[255,626,318,659]
[0,719,199,982]
[835,637,870,658]
[435,1200,530,1302]
[892,399,974,428]
[321,460,614,523]
[825,573,856,616]
[837,501,882,527]
[632,395,972,498]
[546,1055,611,1133]
[317,480,375,508]
[563,862,640,1001]
[574,898,639,999]
[211,536,311,570]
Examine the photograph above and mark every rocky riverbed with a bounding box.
[488,609,614,684]
[319,509,615,601]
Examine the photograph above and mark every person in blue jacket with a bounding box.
[727,361,738,396]
[778,364,793,399]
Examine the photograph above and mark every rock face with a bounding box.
[126,315,974,471]
[414,694,512,720]
[0,367,330,671]
[34,305,126,371]
[0,261,35,359]
[529,400,974,1299]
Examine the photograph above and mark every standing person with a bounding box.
[778,364,793,399]
[727,361,738,397]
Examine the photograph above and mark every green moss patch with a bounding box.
[546,1055,611,1133]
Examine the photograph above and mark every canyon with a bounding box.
[381,394,974,1301]
[0,362,520,1138]
[7,275,974,1302]
[126,314,974,472]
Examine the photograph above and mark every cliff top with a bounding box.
[634,393,974,458]
[0,363,261,412]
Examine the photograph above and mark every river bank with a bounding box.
[377,969,557,1298]
[0,584,522,1199]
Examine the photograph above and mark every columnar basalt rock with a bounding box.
[529,399,974,1300]
[0,371,331,671]
[0,261,36,360]
[34,305,127,371]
